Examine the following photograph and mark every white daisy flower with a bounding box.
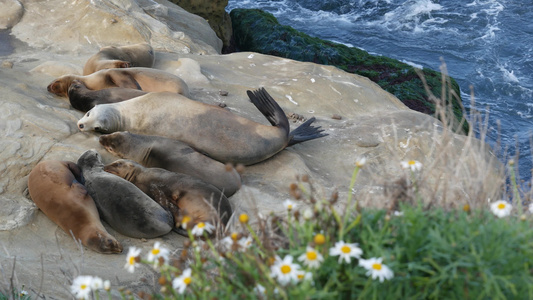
[283,199,297,211]
[70,275,93,299]
[302,208,314,220]
[221,235,234,250]
[103,280,111,291]
[359,257,394,282]
[191,222,215,236]
[181,215,192,229]
[147,241,170,267]
[393,211,404,217]
[529,203,533,214]
[490,200,512,218]
[124,247,141,273]
[238,236,253,251]
[297,246,324,269]
[172,268,192,294]
[400,160,422,172]
[296,270,313,283]
[19,290,28,297]
[356,157,367,168]
[90,276,103,290]
[329,241,363,264]
[270,255,301,286]
[253,283,266,296]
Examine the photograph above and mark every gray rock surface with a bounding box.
[0,0,502,298]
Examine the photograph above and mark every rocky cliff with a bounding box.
[0,0,501,298]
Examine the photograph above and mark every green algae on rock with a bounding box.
[230,8,469,134]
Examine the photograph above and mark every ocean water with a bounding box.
[227,0,533,183]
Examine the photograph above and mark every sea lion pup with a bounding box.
[27,160,123,254]
[47,67,190,98]
[68,80,148,112]
[104,159,232,236]
[83,43,155,75]
[77,150,174,239]
[99,132,242,197]
[78,88,327,165]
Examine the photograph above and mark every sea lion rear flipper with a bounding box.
[246,88,290,134]
[287,117,328,146]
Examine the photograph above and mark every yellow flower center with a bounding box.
[314,234,325,245]
[372,263,382,271]
[341,245,351,254]
[306,251,317,260]
[198,222,205,229]
[239,214,249,223]
[497,203,506,210]
[297,274,304,280]
[182,216,191,225]
[287,204,293,210]
[281,265,291,274]
[231,232,238,241]
[80,284,87,290]
[128,256,135,265]
[151,248,160,255]
[408,160,416,165]
[183,277,191,285]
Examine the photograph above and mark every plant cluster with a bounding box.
[61,159,533,300]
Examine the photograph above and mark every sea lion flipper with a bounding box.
[109,72,142,90]
[287,117,328,146]
[246,88,290,134]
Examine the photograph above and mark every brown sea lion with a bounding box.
[77,150,174,239]
[67,80,147,112]
[83,43,155,75]
[103,159,232,236]
[99,131,241,197]
[47,67,189,98]
[27,160,123,254]
[77,88,327,165]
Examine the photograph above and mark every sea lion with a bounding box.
[77,150,174,239]
[77,88,327,165]
[104,159,232,236]
[68,80,147,112]
[47,67,189,98]
[83,43,155,75]
[27,160,123,254]
[99,131,241,197]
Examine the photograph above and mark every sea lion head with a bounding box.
[47,75,74,97]
[77,105,120,133]
[67,79,86,96]
[77,149,105,170]
[99,132,132,157]
[103,159,140,180]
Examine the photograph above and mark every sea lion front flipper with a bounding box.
[108,72,142,90]
[246,88,290,135]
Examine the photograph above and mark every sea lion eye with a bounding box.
[86,112,90,117]
[95,127,101,131]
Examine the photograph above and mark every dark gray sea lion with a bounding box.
[83,43,155,75]
[47,67,189,98]
[77,88,327,165]
[77,150,174,239]
[98,131,241,197]
[27,160,123,254]
[103,159,232,236]
[67,80,147,112]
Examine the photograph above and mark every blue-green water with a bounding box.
[228,0,533,183]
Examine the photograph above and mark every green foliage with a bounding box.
[230,8,469,134]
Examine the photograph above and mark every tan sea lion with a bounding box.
[68,80,147,112]
[77,88,327,165]
[83,43,155,75]
[47,67,189,98]
[77,150,174,239]
[99,131,241,197]
[27,160,123,254]
[104,159,232,236]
